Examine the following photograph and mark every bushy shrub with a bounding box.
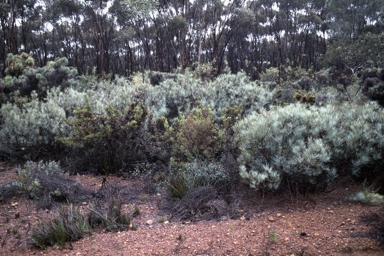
[0,92,69,160]
[31,204,91,249]
[168,107,223,162]
[58,98,148,174]
[234,102,384,192]
[5,52,35,77]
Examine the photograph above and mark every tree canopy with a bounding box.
[0,0,383,78]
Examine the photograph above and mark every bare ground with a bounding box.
[0,162,383,256]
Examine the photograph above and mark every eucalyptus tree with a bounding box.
[326,0,383,41]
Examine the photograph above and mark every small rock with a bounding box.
[268,216,275,222]
[164,221,169,225]
[240,216,246,221]
[146,220,154,225]
[276,213,282,218]
[351,220,356,225]
[82,202,87,205]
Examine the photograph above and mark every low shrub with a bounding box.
[350,189,384,205]
[16,160,90,209]
[164,159,236,200]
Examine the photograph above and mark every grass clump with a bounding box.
[87,185,133,232]
[31,205,91,249]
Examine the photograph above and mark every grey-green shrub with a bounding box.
[146,72,275,121]
[234,102,384,191]
[0,91,69,159]
[184,160,230,186]
[350,189,384,205]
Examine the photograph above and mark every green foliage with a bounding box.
[268,226,278,244]
[58,97,148,174]
[234,102,384,192]
[31,204,92,250]
[164,166,202,200]
[260,67,279,83]
[147,72,275,120]
[323,33,384,73]
[168,107,222,162]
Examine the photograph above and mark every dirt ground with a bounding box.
[0,162,383,256]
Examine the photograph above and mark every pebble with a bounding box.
[146,220,153,225]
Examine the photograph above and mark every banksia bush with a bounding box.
[3,55,79,102]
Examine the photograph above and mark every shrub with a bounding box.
[58,97,148,174]
[146,72,275,121]
[31,204,91,249]
[5,52,35,77]
[234,102,384,192]
[350,189,384,205]
[205,72,275,118]
[0,92,69,160]
[260,67,279,83]
[15,160,90,208]
[164,159,235,200]
[169,107,223,162]
[3,55,79,102]
[362,68,384,107]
